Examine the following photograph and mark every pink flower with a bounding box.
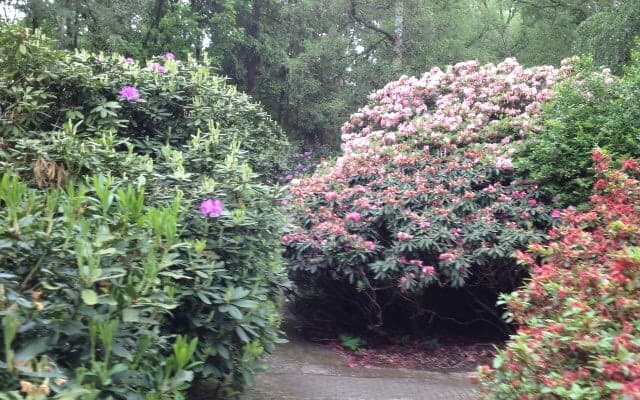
[122,57,135,64]
[164,52,176,60]
[409,259,423,267]
[324,191,339,202]
[363,241,376,251]
[423,266,436,277]
[397,232,414,242]
[623,159,639,172]
[119,86,140,102]
[345,212,362,223]
[551,209,562,219]
[439,252,457,261]
[150,63,168,74]
[528,199,538,207]
[200,199,224,218]
[419,221,431,229]
[496,157,513,171]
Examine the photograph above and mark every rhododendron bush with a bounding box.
[476,152,640,399]
[284,58,574,331]
[0,26,287,399]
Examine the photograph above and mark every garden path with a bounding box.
[242,314,477,400]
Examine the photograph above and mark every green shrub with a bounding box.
[476,151,640,399]
[0,173,200,400]
[0,24,288,399]
[516,53,640,207]
[0,24,289,181]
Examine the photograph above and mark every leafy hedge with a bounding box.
[0,25,288,399]
[0,25,289,180]
[476,151,640,399]
[517,52,640,207]
[283,59,573,332]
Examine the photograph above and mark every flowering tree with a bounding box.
[476,151,640,399]
[284,58,573,330]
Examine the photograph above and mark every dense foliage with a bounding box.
[4,1,640,146]
[0,25,289,179]
[0,26,287,399]
[1,172,202,400]
[284,58,571,332]
[476,152,640,399]
[517,53,640,207]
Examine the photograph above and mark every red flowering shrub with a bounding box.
[284,59,574,331]
[476,151,640,399]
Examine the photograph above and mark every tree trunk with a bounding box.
[143,0,168,50]
[71,0,79,49]
[246,0,262,95]
[393,0,404,68]
[57,0,71,49]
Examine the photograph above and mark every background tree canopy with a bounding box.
[3,0,640,147]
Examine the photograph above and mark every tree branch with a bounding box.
[348,0,395,44]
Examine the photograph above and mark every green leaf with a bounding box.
[15,340,48,362]
[232,287,250,300]
[235,326,250,343]
[233,299,258,309]
[122,308,140,322]
[171,370,194,386]
[219,304,243,319]
[110,363,128,375]
[95,225,113,244]
[216,345,229,360]
[81,289,98,305]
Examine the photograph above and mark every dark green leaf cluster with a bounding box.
[517,53,640,207]
[0,24,290,181]
[0,25,288,399]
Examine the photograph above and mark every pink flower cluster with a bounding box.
[285,58,577,290]
[199,199,224,218]
[150,63,168,74]
[119,86,140,102]
[338,58,562,159]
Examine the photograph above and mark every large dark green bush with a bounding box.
[516,53,640,207]
[0,24,288,399]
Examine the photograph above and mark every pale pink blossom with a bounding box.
[397,232,414,242]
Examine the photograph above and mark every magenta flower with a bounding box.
[119,86,140,102]
[122,57,135,64]
[551,209,562,219]
[164,52,176,61]
[150,63,168,74]
[200,199,224,218]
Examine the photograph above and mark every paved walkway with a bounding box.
[243,337,477,400]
